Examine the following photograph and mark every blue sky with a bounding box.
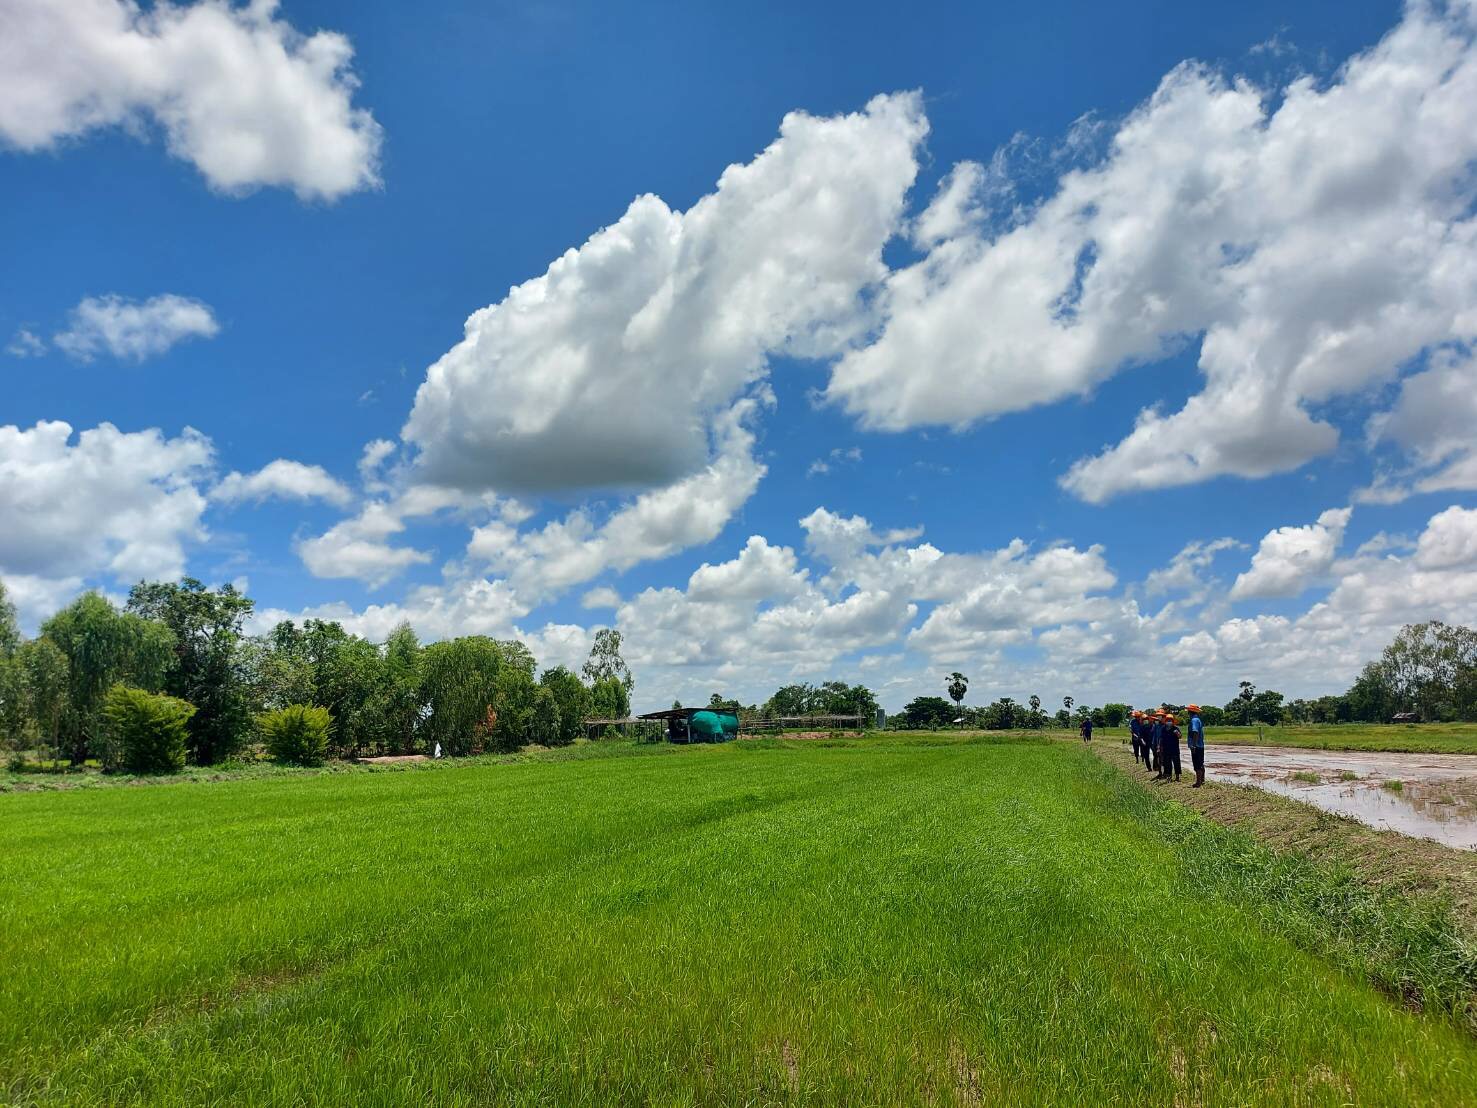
[4,0,1477,712]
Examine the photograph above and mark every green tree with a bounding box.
[20,637,69,756]
[102,684,195,774]
[1062,695,1074,726]
[1226,680,1256,726]
[763,683,815,718]
[1028,694,1042,727]
[490,660,538,753]
[43,593,174,765]
[946,672,969,717]
[0,587,26,746]
[901,695,955,729]
[379,623,425,753]
[242,619,316,712]
[421,637,502,756]
[582,629,633,694]
[1102,702,1129,728]
[126,579,255,764]
[528,685,561,746]
[540,666,590,746]
[589,675,631,722]
[1249,689,1286,725]
[0,580,18,656]
[298,621,385,756]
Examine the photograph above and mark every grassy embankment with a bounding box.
[4,733,1476,1105]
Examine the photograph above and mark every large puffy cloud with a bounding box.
[0,0,380,199]
[825,2,1477,503]
[402,93,927,495]
[212,459,353,508]
[1230,507,1351,600]
[0,421,212,601]
[464,398,768,598]
[1414,504,1477,571]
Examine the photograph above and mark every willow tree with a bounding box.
[41,593,174,765]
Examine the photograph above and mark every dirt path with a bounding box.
[1089,740,1477,934]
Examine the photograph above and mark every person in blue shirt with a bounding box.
[1080,715,1093,742]
[1147,711,1162,776]
[1186,703,1206,788]
[1129,710,1144,764]
[1160,713,1183,782]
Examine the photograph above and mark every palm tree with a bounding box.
[1029,694,1042,728]
[946,672,969,724]
[1063,695,1074,729]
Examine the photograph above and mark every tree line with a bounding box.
[888,620,1477,731]
[695,682,881,724]
[0,579,636,773]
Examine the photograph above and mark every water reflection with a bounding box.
[1207,746,1477,851]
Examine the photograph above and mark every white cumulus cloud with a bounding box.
[823,2,1477,503]
[401,92,927,496]
[1230,507,1352,600]
[52,294,219,362]
[0,420,212,593]
[212,459,353,507]
[0,0,381,199]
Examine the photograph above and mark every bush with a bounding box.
[260,704,332,766]
[102,684,195,774]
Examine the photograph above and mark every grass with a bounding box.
[1291,770,1322,785]
[1385,779,1406,793]
[1096,722,1477,754]
[3,734,1477,1105]
[0,739,668,793]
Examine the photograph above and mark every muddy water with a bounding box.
[1205,746,1477,850]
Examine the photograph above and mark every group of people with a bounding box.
[1128,706,1206,788]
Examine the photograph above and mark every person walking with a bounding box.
[1161,713,1183,782]
[1129,710,1144,764]
[1186,704,1206,787]
[1080,714,1093,743]
[1148,711,1163,776]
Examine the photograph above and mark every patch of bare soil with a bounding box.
[769,731,864,741]
[356,754,429,765]
[1090,742,1477,935]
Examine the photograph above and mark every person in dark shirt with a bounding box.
[1160,713,1183,782]
[1147,711,1163,775]
[1186,704,1206,787]
[1080,715,1093,742]
[1129,710,1144,764]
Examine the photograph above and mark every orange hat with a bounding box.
[1165,714,1178,725]
[1131,709,1142,718]
[1186,703,1201,713]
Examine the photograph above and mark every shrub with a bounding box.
[102,684,195,774]
[260,704,332,766]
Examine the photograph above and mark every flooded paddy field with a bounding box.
[1209,745,1477,850]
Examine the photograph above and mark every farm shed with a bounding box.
[638,707,740,744]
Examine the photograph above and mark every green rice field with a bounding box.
[3,734,1475,1105]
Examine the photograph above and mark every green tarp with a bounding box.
[689,710,739,741]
